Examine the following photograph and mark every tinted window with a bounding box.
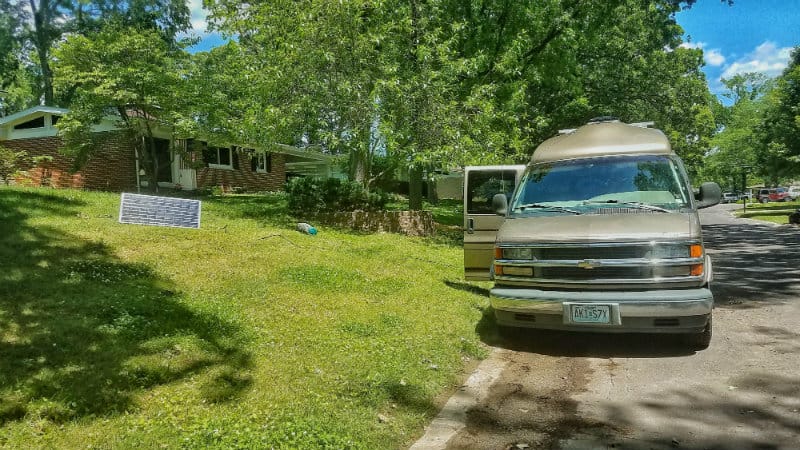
[467,170,518,214]
[513,155,691,212]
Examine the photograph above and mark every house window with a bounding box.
[256,153,272,173]
[207,146,233,169]
[13,116,45,130]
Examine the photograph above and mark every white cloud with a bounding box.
[720,41,792,79]
[679,42,726,67]
[188,0,208,34]
[679,41,704,50]
[704,49,726,67]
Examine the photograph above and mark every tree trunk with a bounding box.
[349,146,368,186]
[426,173,438,205]
[30,0,55,105]
[409,165,423,211]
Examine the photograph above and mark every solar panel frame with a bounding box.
[119,193,202,229]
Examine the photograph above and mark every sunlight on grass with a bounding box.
[0,186,487,449]
[736,202,796,225]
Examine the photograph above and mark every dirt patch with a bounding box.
[446,350,619,449]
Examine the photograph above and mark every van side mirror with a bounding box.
[696,182,722,209]
[492,193,509,216]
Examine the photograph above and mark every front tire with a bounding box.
[687,315,712,351]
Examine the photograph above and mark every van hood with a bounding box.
[497,212,700,244]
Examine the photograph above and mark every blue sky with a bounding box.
[676,0,800,98]
[185,1,800,99]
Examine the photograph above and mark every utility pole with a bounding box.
[741,165,752,214]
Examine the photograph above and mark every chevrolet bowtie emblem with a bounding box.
[577,260,599,269]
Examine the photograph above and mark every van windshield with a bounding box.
[511,155,692,215]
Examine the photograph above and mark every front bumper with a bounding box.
[491,287,713,333]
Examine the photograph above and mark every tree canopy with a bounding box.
[201,0,720,208]
[8,0,787,204]
[52,26,189,190]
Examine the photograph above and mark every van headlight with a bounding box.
[647,244,702,259]
[502,247,533,260]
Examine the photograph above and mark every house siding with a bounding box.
[197,150,286,192]
[2,132,138,191]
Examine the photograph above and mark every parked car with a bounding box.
[739,191,753,201]
[789,186,800,200]
[722,192,738,203]
[769,187,791,202]
[757,188,772,203]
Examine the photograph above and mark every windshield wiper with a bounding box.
[514,203,582,215]
[583,200,671,213]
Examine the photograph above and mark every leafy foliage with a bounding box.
[286,177,389,215]
[204,0,719,209]
[0,145,27,184]
[2,0,191,106]
[52,26,189,190]
[760,47,800,180]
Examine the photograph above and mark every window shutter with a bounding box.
[250,154,257,172]
[266,153,272,173]
[232,147,240,170]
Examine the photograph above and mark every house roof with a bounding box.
[0,106,69,126]
[1,106,330,163]
[273,143,333,162]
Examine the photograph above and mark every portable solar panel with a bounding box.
[119,193,201,229]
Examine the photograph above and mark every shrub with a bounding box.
[286,177,388,215]
[0,146,28,185]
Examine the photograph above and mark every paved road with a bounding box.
[430,204,800,450]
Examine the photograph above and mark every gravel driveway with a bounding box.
[418,204,800,450]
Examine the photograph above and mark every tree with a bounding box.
[700,74,771,188]
[202,1,386,187]
[3,0,191,106]
[760,47,800,181]
[52,26,189,191]
[204,0,720,209]
[0,0,24,92]
[0,145,27,185]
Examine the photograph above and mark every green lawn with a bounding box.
[735,200,798,224]
[0,187,489,449]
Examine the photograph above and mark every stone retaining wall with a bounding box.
[319,210,435,236]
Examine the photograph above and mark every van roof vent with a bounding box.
[587,116,620,124]
[630,121,655,128]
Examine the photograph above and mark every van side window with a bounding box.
[467,170,518,214]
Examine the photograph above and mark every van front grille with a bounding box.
[495,242,703,286]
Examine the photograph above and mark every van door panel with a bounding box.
[463,166,525,281]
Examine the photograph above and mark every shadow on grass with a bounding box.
[0,189,253,424]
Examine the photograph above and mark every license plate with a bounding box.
[570,304,611,324]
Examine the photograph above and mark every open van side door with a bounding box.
[463,165,525,281]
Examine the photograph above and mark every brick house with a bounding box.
[0,106,333,192]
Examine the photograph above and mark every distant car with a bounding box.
[789,186,800,200]
[739,192,753,201]
[757,188,772,203]
[721,192,738,203]
[769,187,791,202]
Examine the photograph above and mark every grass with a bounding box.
[0,187,489,449]
[734,200,799,225]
